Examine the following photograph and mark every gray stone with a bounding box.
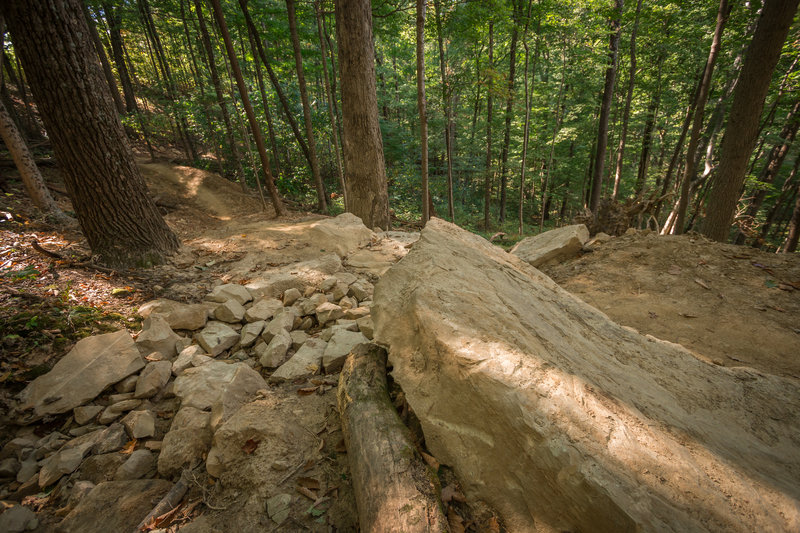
[243,298,283,322]
[158,407,212,477]
[344,306,371,320]
[214,299,246,323]
[266,494,292,525]
[299,293,328,316]
[356,316,374,339]
[92,423,128,455]
[16,459,38,484]
[120,410,155,439]
[0,456,20,477]
[138,298,208,330]
[256,329,292,368]
[17,330,144,420]
[206,283,252,305]
[98,399,142,424]
[320,276,337,292]
[195,321,240,356]
[298,317,314,331]
[172,345,207,376]
[239,320,265,348]
[305,213,375,257]
[270,338,326,382]
[261,309,295,342]
[0,504,38,533]
[283,287,302,306]
[114,374,138,393]
[348,279,373,302]
[39,442,93,487]
[1,436,37,461]
[136,315,181,358]
[134,360,172,399]
[58,479,172,533]
[68,480,96,507]
[245,254,342,300]
[510,223,590,268]
[338,296,357,310]
[73,405,103,426]
[315,302,343,325]
[289,330,309,350]
[374,218,800,533]
[108,392,134,403]
[77,453,127,484]
[322,330,368,373]
[114,449,154,480]
[330,281,350,301]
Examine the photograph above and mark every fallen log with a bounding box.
[337,343,448,533]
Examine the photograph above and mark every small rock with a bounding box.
[16,459,38,483]
[298,317,314,330]
[322,330,369,373]
[39,443,93,487]
[266,493,292,525]
[338,296,357,310]
[256,329,292,368]
[68,480,96,506]
[300,293,328,316]
[134,361,172,399]
[239,321,265,348]
[270,338,327,382]
[98,399,142,424]
[331,281,349,301]
[0,504,38,533]
[143,350,167,361]
[348,279,373,302]
[138,299,208,330]
[0,456,20,477]
[114,449,154,480]
[93,424,128,455]
[315,302,343,325]
[214,299,246,323]
[73,405,102,426]
[144,441,162,451]
[357,316,374,339]
[136,316,180,359]
[344,306,371,320]
[195,321,240,356]
[319,277,337,292]
[69,424,104,437]
[261,309,295,342]
[114,375,138,393]
[283,287,302,306]
[120,410,156,439]
[244,298,283,322]
[172,345,207,376]
[108,392,134,403]
[157,407,212,477]
[289,330,309,350]
[1,437,36,461]
[206,284,252,305]
[175,336,192,353]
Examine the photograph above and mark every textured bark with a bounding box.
[209,0,284,216]
[518,1,539,234]
[416,0,429,225]
[484,21,494,229]
[589,0,623,213]
[674,0,730,235]
[498,0,522,222]
[82,3,124,115]
[335,0,390,230]
[286,0,327,212]
[338,344,448,533]
[103,3,137,113]
[2,0,179,266]
[703,0,800,241]
[433,0,454,221]
[248,26,283,184]
[0,98,68,221]
[612,0,642,200]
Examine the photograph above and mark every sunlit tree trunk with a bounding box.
[612,0,641,200]
[416,0,429,224]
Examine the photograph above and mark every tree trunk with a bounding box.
[589,0,623,213]
[3,0,179,267]
[612,0,642,200]
[498,0,522,222]
[82,3,124,115]
[338,344,448,532]
[519,0,539,235]
[416,0,429,225]
[315,0,345,204]
[208,0,284,216]
[286,0,327,212]
[757,155,800,247]
[703,0,800,241]
[782,176,800,252]
[335,0,390,230]
[433,0,454,221]
[247,26,283,187]
[193,0,247,189]
[103,4,137,114]
[484,21,494,229]
[0,98,69,221]
[542,44,567,232]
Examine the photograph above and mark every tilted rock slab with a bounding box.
[18,330,144,420]
[510,223,589,267]
[373,218,800,533]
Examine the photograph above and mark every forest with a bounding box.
[2,0,800,253]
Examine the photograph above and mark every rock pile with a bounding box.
[1,245,377,531]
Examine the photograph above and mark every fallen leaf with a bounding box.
[778,283,794,292]
[769,305,786,312]
[487,515,501,532]
[120,439,137,455]
[765,279,778,288]
[420,451,440,471]
[447,507,466,533]
[694,278,710,290]
[242,438,260,454]
[296,485,317,501]
[298,386,319,396]
[297,477,321,491]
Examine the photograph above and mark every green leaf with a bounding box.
[765,279,778,288]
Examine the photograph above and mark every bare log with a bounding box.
[133,470,189,532]
[338,343,448,533]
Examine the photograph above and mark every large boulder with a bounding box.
[510,223,590,267]
[136,315,181,358]
[17,330,144,420]
[305,213,375,257]
[373,218,800,533]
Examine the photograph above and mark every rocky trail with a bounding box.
[1,161,799,532]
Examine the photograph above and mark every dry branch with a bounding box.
[338,343,448,533]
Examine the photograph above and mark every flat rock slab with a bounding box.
[56,479,172,533]
[270,338,326,382]
[245,254,342,300]
[373,218,800,533]
[138,298,208,330]
[305,213,375,257]
[510,223,590,267]
[18,330,144,420]
[173,361,266,424]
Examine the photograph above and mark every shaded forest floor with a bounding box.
[1,157,799,531]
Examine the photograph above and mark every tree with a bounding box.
[208,0,284,216]
[499,0,522,222]
[2,0,179,267]
[703,0,800,241]
[484,20,494,229]
[335,0,390,230]
[417,0,429,225]
[0,98,69,222]
[589,0,623,213]
[433,0,454,221]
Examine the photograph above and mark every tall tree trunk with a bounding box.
[0,98,68,221]
[3,0,179,266]
[519,0,539,235]
[335,0,389,230]
[541,43,567,232]
[193,0,247,189]
[703,0,800,241]
[208,0,284,216]
[674,0,731,234]
[247,25,283,187]
[756,155,800,247]
[498,0,522,222]
[589,0,623,213]
[417,0,429,224]
[612,0,642,200]
[782,166,800,252]
[315,0,345,204]
[103,3,137,114]
[484,21,494,229]
[82,3,124,115]
[433,0,454,221]
[286,0,327,212]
